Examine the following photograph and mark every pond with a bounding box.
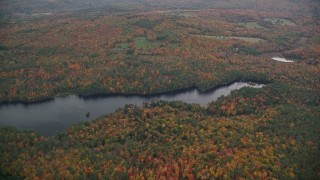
[0,82,264,137]
[272,57,294,62]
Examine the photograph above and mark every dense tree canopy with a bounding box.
[0,0,319,103]
[1,84,319,179]
[0,0,319,178]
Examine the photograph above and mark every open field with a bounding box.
[238,22,265,29]
[189,34,265,43]
[264,18,296,26]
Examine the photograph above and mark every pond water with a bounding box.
[0,82,264,137]
[272,57,294,62]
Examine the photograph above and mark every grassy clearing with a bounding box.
[189,34,265,43]
[134,37,161,49]
[114,37,179,51]
[168,43,179,49]
[238,22,265,29]
[117,43,130,49]
[264,18,296,26]
[18,29,40,34]
[189,34,218,39]
[230,36,265,43]
[176,11,194,17]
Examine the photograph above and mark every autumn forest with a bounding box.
[0,0,319,179]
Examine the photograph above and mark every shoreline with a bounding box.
[0,78,270,106]
[79,78,270,100]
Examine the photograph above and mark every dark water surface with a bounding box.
[0,82,264,136]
